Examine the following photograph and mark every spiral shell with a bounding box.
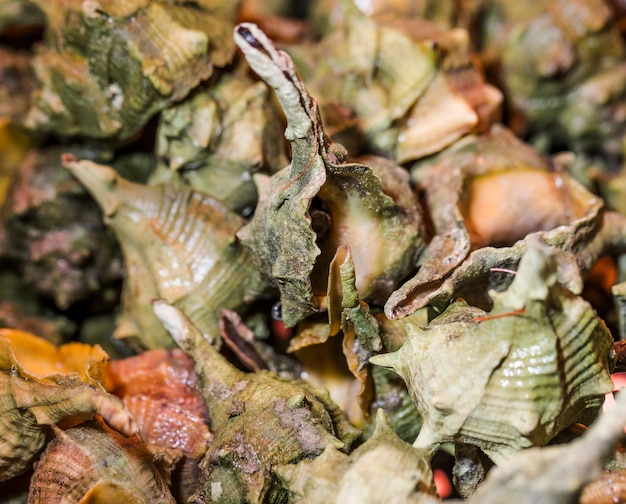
[28,418,175,504]
[106,349,211,502]
[371,240,614,463]
[63,156,270,350]
[0,329,136,481]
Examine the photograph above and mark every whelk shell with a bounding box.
[28,418,175,504]
[62,155,270,350]
[106,349,211,502]
[371,239,614,463]
[0,328,136,481]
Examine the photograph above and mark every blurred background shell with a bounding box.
[27,418,175,504]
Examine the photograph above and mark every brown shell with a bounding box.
[106,349,211,502]
[27,418,175,504]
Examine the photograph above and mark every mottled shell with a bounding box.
[580,470,626,504]
[106,349,211,502]
[152,301,361,504]
[28,419,175,504]
[63,156,270,350]
[0,329,136,481]
[372,241,614,463]
[275,409,438,503]
[15,0,240,141]
[234,23,425,327]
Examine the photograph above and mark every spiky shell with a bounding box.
[63,157,270,350]
[0,329,136,481]
[371,240,614,463]
[27,419,175,504]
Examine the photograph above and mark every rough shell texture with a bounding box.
[0,329,136,481]
[372,240,615,463]
[63,156,270,350]
[153,301,361,503]
[27,418,175,504]
[14,0,241,140]
[234,22,425,327]
[275,409,438,503]
[106,349,211,502]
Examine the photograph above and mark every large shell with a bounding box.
[27,418,175,504]
[385,124,626,319]
[234,23,425,327]
[153,301,361,503]
[149,65,288,213]
[11,0,240,141]
[302,4,501,163]
[106,349,211,502]
[63,156,271,350]
[371,239,615,463]
[0,329,136,481]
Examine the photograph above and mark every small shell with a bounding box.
[372,240,614,463]
[106,349,211,502]
[580,470,626,504]
[0,329,136,481]
[28,418,175,504]
[63,156,271,350]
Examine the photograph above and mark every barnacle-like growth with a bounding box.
[372,239,615,463]
[63,155,270,350]
[153,300,361,503]
[27,418,175,504]
[234,22,425,327]
[0,329,136,482]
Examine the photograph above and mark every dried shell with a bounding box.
[275,409,438,503]
[0,329,136,481]
[234,23,425,327]
[28,418,175,504]
[15,0,240,140]
[63,156,270,350]
[106,349,211,502]
[466,389,626,504]
[153,301,361,503]
[386,125,621,319]
[372,240,614,463]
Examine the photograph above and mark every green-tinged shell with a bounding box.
[27,418,175,504]
[372,239,614,464]
[0,329,137,482]
[150,65,288,213]
[234,23,425,327]
[466,390,626,504]
[302,4,501,163]
[274,409,438,503]
[15,0,240,140]
[63,157,270,350]
[153,301,361,503]
[496,0,626,168]
[0,147,124,310]
[386,124,623,319]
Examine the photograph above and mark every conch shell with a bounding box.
[27,418,175,504]
[234,22,425,327]
[106,349,211,502]
[62,154,270,350]
[275,409,438,503]
[0,328,136,481]
[153,300,361,503]
[371,239,614,463]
